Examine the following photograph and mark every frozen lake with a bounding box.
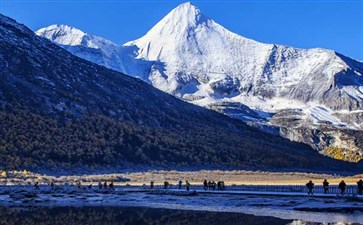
[0,185,362,224]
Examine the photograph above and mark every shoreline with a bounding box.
[0,185,362,223]
[2,170,362,186]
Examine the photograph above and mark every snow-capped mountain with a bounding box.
[35,24,154,81]
[35,24,128,73]
[7,12,360,171]
[36,2,363,161]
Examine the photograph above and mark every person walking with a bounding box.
[221,181,225,190]
[34,181,40,190]
[203,180,208,191]
[306,180,314,195]
[323,179,329,194]
[109,182,115,191]
[150,181,154,189]
[186,180,190,191]
[76,181,81,190]
[164,181,169,189]
[178,180,182,189]
[357,179,363,195]
[339,180,347,196]
[98,182,102,189]
[211,181,216,191]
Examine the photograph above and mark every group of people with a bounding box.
[203,180,225,191]
[33,181,116,191]
[151,180,191,191]
[97,181,115,190]
[177,180,191,190]
[155,180,226,191]
[306,179,363,195]
[31,178,363,196]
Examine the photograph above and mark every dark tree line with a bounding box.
[0,106,359,171]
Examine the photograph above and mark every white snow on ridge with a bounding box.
[36,24,118,49]
[342,86,363,100]
[306,106,346,126]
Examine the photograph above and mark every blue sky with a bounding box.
[1,0,362,60]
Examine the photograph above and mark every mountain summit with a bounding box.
[36,2,363,161]
[125,2,269,95]
[146,2,206,34]
[124,2,360,111]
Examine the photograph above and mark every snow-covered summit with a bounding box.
[125,2,218,48]
[125,1,258,59]
[35,24,131,72]
[36,24,117,49]
[123,2,359,110]
[151,1,205,31]
[35,2,363,112]
[35,2,363,159]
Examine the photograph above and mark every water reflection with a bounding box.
[0,206,289,225]
[289,220,362,225]
[0,207,361,225]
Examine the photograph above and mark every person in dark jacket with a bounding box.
[306,180,314,195]
[323,179,329,194]
[178,180,182,189]
[186,180,190,191]
[339,180,347,195]
[34,181,40,190]
[109,182,115,191]
[164,181,170,189]
[76,181,81,190]
[357,179,363,195]
[104,182,108,189]
[212,181,216,191]
[203,180,208,190]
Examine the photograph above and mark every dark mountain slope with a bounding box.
[0,14,360,172]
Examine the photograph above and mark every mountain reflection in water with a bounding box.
[0,206,290,225]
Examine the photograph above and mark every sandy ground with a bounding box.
[1,170,362,186]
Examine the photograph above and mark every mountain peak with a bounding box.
[36,24,117,49]
[36,24,88,46]
[172,2,200,16]
[124,1,217,60]
[134,1,207,40]
[162,2,206,27]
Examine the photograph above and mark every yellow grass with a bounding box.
[1,170,361,186]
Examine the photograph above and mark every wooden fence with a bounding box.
[159,184,361,195]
